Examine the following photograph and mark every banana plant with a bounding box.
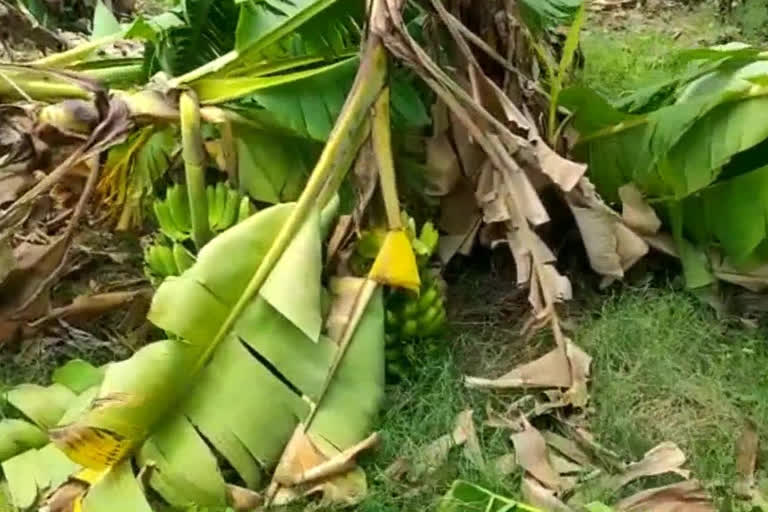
[562,46,768,288]
[0,6,427,507]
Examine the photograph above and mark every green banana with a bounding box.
[146,244,178,278]
[167,184,192,234]
[153,200,185,241]
[206,184,218,230]
[147,182,257,286]
[172,242,196,273]
[220,188,240,229]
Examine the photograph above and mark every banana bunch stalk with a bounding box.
[145,182,253,281]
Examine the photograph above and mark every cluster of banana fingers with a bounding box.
[145,182,254,280]
[352,215,447,380]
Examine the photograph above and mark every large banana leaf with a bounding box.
[564,50,768,280]
[37,202,385,510]
[0,360,103,509]
[153,0,239,76]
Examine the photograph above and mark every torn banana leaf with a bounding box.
[437,480,543,512]
[34,201,385,510]
[1,360,104,509]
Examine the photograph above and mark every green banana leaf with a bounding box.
[437,480,542,512]
[233,127,318,203]
[564,51,768,282]
[0,361,104,509]
[517,0,583,34]
[34,201,385,510]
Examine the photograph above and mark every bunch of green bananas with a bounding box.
[152,182,252,242]
[384,276,447,380]
[145,182,254,281]
[352,214,447,381]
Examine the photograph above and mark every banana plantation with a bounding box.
[0,0,766,510]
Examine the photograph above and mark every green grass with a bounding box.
[576,7,724,99]
[577,287,768,509]
[341,284,768,511]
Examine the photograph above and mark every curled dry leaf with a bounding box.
[563,340,592,408]
[568,179,648,280]
[0,173,35,206]
[453,409,483,468]
[465,340,591,409]
[0,238,67,344]
[511,418,563,491]
[543,432,593,467]
[45,480,88,512]
[226,484,262,511]
[711,253,768,292]
[425,124,461,197]
[522,476,573,512]
[269,426,378,507]
[465,341,572,389]
[616,441,688,489]
[30,289,153,328]
[619,184,661,235]
[734,421,759,498]
[616,480,715,512]
[384,409,481,482]
[493,453,518,475]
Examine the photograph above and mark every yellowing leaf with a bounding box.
[368,230,421,292]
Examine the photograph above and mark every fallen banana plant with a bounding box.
[0,2,426,508]
[0,0,704,508]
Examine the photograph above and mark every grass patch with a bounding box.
[577,6,722,98]
[577,286,768,507]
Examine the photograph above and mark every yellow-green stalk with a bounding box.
[0,78,91,100]
[180,90,212,250]
[32,34,123,68]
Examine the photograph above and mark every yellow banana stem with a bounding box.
[371,87,402,230]
[180,90,213,250]
[191,37,388,376]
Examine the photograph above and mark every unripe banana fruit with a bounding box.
[351,214,446,381]
[144,181,255,283]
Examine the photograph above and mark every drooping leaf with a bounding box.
[233,127,318,203]
[225,57,358,141]
[92,0,121,40]
[44,202,384,507]
[52,360,105,395]
[517,0,583,34]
